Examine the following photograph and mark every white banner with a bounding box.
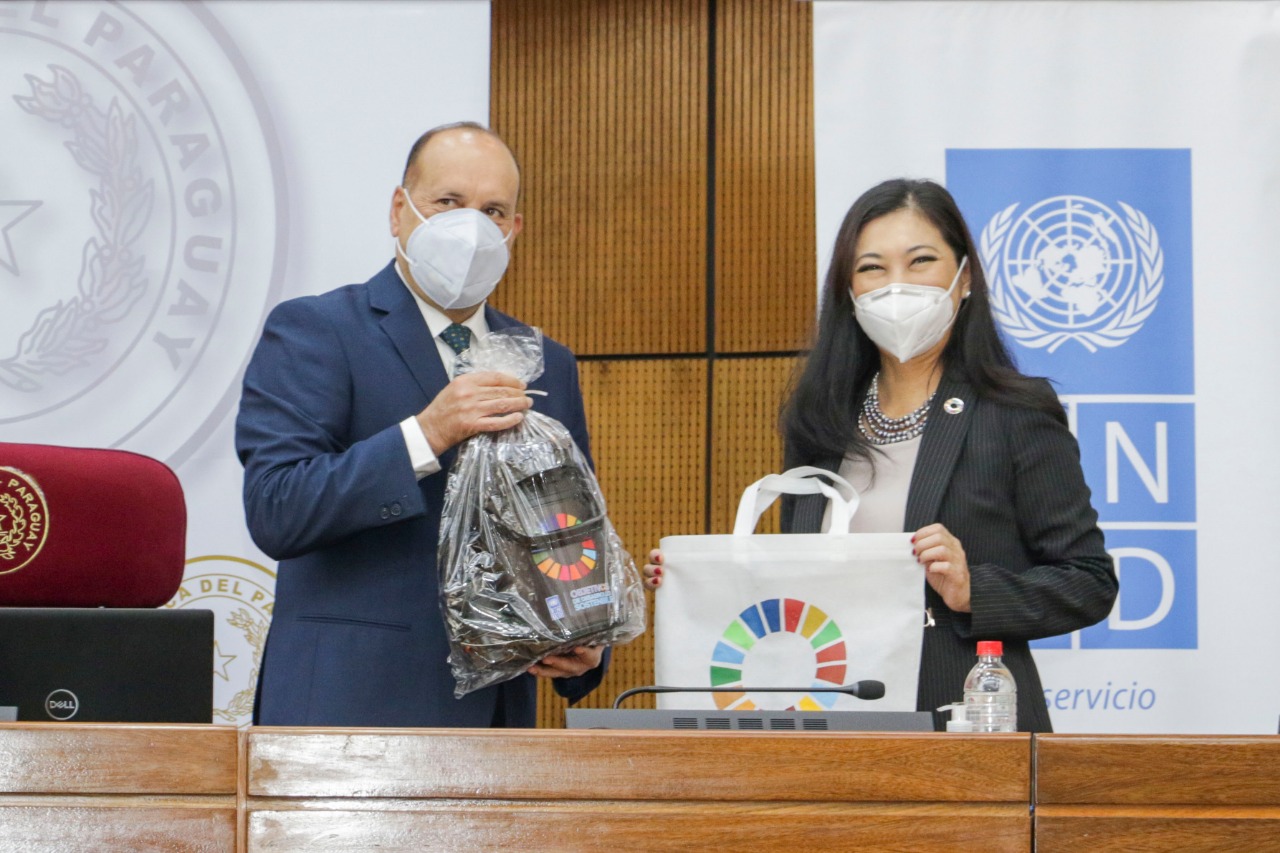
[815,1,1280,733]
[1,0,490,725]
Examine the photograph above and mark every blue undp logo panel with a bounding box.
[947,149,1196,650]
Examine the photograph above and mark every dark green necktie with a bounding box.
[439,323,472,355]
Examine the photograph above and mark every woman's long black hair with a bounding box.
[781,178,1065,469]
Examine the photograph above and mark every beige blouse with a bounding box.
[821,435,922,534]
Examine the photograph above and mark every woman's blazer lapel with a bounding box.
[903,374,975,531]
[787,373,977,534]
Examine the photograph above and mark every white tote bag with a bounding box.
[655,467,924,712]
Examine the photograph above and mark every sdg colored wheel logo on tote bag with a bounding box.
[710,598,848,711]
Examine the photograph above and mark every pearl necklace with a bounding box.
[858,373,935,446]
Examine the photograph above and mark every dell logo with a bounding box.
[44,689,79,721]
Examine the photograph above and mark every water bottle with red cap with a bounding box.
[963,640,1017,732]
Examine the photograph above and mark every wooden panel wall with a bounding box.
[711,358,795,535]
[715,0,817,354]
[490,0,709,357]
[491,0,815,727]
[571,359,707,715]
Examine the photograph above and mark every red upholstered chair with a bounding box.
[0,442,187,606]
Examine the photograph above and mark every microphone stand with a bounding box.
[612,682,884,710]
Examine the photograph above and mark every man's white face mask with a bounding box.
[396,187,512,309]
[852,256,968,363]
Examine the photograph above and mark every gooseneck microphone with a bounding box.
[611,680,886,709]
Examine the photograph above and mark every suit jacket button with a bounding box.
[390,502,403,517]
[380,506,390,519]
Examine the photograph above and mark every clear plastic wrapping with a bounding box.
[437,327,646,696]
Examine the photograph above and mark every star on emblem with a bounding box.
[0,200,42,275]
[212,641,237,681]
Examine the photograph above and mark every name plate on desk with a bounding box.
[566,708,934,731]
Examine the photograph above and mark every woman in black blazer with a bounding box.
[647,179,1117,732]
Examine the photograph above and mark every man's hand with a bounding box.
[416,371,533,455]
[527,645,604,680]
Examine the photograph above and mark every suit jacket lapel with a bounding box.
[369,262,450,398]
[903,373,974,530]
[484,305,524,333]
[371,296,533,389]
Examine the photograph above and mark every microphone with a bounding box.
[612,680,885,709]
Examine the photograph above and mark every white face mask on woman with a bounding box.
[395,187,512,309]
[852,256,968,363]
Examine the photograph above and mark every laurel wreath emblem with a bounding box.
[2,65,153,392]
[981,199,1164,353]
[218,606,268,723]
[0,493,27,563]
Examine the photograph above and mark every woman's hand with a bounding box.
[641,548,664,590]
[913,523,971,613]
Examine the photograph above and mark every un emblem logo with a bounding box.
[980,195,1164,352]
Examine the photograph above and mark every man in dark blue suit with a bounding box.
[236,123,606,727]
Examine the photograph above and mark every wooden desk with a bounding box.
[244,728,1031,851]
[1034,734,1280,852]
[0,722,238,853]
[23,724,1274,850]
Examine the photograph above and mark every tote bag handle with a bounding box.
[732,466,860,536]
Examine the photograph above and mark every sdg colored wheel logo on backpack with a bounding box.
[532,513,597,581]
[709,598,848,711]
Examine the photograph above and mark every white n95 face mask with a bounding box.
[396,188,512,309]
[852,256,968,363]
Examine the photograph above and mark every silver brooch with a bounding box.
[943,398,965,415]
